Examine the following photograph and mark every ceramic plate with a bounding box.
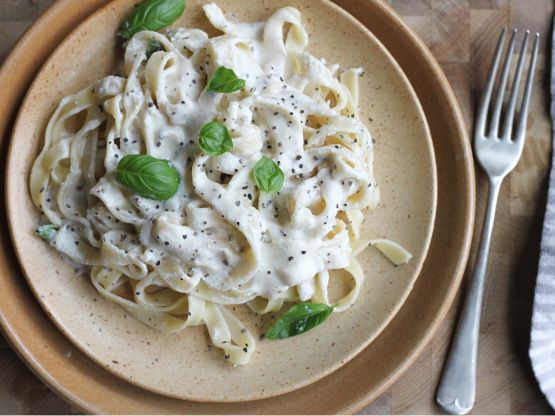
[6,0,436,402]
[2,0,452,410]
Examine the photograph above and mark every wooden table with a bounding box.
[0,0,553,413]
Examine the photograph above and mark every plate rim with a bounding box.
[4,0,437,403]
[0,0,474,412]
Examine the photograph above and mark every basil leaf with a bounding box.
[252,156,284,193]
[118,0,186,40]
[198,122,233,156]
[114,154,180,200]
[207,67,246,93]
[35,224,59,241]
[146,39,164,59]
[265,303,334,339]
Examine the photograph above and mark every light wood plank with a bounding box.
[388,0,431,15]
[0,0,52,21]
[431,0,471,62]
[0,22,34,61]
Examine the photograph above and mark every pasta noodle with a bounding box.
[30,3,410,365]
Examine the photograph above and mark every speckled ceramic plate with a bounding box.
[5,0,436,403]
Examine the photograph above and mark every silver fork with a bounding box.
[435,28,540,415]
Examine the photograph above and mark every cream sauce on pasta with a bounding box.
[30,4,411,365]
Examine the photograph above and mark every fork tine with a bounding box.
[476,28,506,137]
[514,33,540,143]
[500,31,530,139]
[488,29,517,137]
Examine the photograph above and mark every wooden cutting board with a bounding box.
[0,0,552,413]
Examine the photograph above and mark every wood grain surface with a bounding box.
[0,0,553,414]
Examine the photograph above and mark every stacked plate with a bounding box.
[0,0,474,413]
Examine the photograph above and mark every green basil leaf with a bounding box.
[114,154,180,200]
[265,302,334,339]
[118,0,186,40]
[252,156,284,193]
[146,39,164,59]
[198,122,233,156]
[35,224,59,241]
[207,67,246,93]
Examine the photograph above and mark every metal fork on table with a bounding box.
[435,28,540,415]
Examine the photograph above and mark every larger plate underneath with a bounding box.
[0,0,472,413]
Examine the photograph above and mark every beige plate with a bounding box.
[5,0,436,402]
[0,0,473,413]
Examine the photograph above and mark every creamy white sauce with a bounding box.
[29,4,395,365]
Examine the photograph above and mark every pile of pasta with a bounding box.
[30,4,410,365]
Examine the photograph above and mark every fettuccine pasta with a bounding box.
[30,3,411,365]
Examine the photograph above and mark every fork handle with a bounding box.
[436,176,502,414]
